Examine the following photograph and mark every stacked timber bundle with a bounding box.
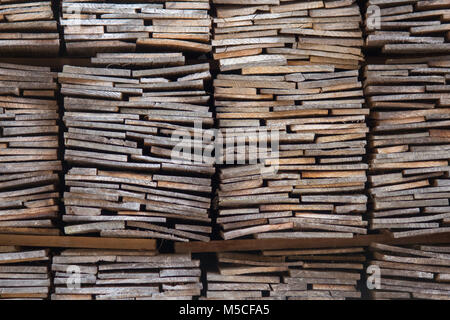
[204,252,289,300]
[51,250,202,300]
[0,63,61,236]
[365,0,450,55]
[0,1,59,56]
[368,243,450,300]
[268,247,364,300]
[0,246,50,300]
[204,248,364,300]
[213,0,368,240]
[365,59,450,238]
[61,0,211,56]
[212,0,364,70]
[60,56,213,242]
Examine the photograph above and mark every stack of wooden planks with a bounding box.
[0,63,61,236]
[368,243,450,300]
[0,1,59,56]
[204,252,289,300]
[204,247,364,300]
[61,0,211,56]
[60,56,213,242]
[269,247,364,300]
[212,0,364,70]
[365,59,450,238]
[51,249,202,300]
[0,246,50,300]
[213,0,368,240]
[365,0,450,55]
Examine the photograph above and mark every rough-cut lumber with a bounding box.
[203,247,364,300]
[0,234,157,250]
[212,0,367,240]
[213,0,363,70]
[60,54,213,241]
[0,246,50,300]
[365,0,450,54]
[51,249,201,300]
[175,232,450,253]
[365,59,450,237]
[203,252,284,300]
[61,0,212,56]
[275,246,364,300]
[0,63,61,236]
[0,1,59,56]
[369,243,450,300]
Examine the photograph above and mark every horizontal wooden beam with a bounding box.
[0,235,157,251]
[0,58,92,68]
[175,233,450,253]
[1,233,449,253]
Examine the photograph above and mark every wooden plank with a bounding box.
[175,233,450,253]
[0,234,156,250]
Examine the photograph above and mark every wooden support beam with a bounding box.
[175,233,450,253]
[0,235,157,251]
[0,58,92,68]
